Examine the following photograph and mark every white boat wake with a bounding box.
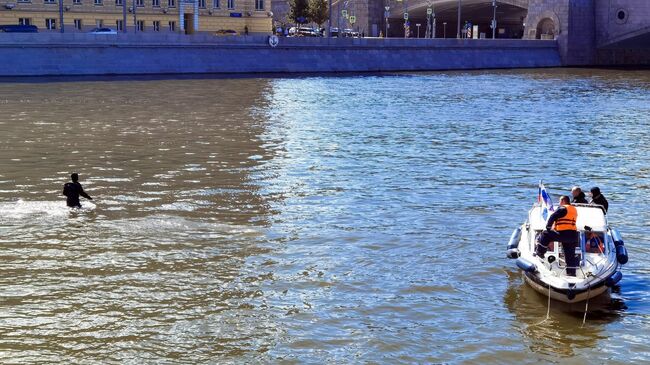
[0,199,96,219]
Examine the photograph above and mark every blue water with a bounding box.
[0,69,649,363]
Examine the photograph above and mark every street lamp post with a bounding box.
[416,23,421,38]
[456,0,461,38]
[443,21,447,38]
[133,0,137,33]
[432,1,436,38]
[491,0,497,39]
[342,0,349,36]
[403,0,408,39]
[58,0,64,33]
[328,0,332,37]
[424,1,431,38]
[122,0,127,32]
[384,4,390,38]
[337,2,340,37]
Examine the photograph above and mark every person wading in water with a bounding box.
[62,173,93,208]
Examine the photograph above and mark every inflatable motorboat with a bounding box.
[507,203,628,303]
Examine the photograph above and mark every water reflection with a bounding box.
[503,269,626,357]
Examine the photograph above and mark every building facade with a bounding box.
[0,0,272,34]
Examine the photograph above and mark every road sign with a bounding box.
[403,12,409,20]
[349,15,356,24]
[385,6,390,11]
[342,9,348,18]
[268,35,279,47]
[427,8,432,15]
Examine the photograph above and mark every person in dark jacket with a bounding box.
[571,186,588,204]
[62,173,92,208]
[589,186,608,213]
[535,196,580,276]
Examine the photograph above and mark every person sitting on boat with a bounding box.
[589,186,609,214]
[62,173,93,208]
[535,195,580,276]
[571,186,588,204]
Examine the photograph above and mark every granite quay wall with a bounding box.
[0,34,561,76]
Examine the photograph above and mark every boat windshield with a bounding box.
[528,204,608,231]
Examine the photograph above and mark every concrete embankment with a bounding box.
[0,33,561,76]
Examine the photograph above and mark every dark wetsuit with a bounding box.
[537,206,580,276]
[591,194,608,213]
[62,182,92,208]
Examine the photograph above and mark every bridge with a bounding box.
[373,0,650,65]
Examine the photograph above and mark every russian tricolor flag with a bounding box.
[538,181,555,221]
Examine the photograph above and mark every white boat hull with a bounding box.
[523,272,611,303]
[508,204,625,304]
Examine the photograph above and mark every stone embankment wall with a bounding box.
[0,34,561,76]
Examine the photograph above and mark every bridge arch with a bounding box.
[525,10,561,39]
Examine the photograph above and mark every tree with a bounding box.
[289,0,310,26]
[309,0,329,28]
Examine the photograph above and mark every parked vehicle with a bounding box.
[289,26,321,37]
[215,29,238,36]
[344,28,360,37]
[0,24,39,33]
[89,28,118,34]
[328,27,359,38]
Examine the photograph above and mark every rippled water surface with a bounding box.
[1,69,650,364]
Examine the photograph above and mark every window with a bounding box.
[44,0,55,4]
[74,19,82,29]
[73,0,81,4]
[137,20,144,31]
[115,0,122,5]
[45,18,56,30]
[95,19,103,27]
[17,0,30,3]
[152,0,159,6]
[198,0,205,8]
[212,0,219,8]
[18,18,31,25]
[116,19,123,31]
[227,0,233,9]
[94,0,102,5]
[167,0,175,7]
[136,0,143,6]
[168,21,175,31]
[152,20,160,31]
[254,0,263,10]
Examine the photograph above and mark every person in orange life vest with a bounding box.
[535,195,580,276]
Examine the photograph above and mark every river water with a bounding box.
[1,69,649,364]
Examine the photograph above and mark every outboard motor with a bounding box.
[611,229,629,265]
[506,227,522,259]
[516,257,537,273]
